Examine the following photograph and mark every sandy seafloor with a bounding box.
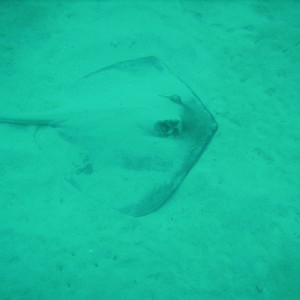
[0,1,300,299]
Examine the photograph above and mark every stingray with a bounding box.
[0,56,217,216]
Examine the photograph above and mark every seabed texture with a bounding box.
[0,1,300,299]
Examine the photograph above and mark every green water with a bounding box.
[1,1,299,299]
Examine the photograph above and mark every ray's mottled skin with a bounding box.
[0,57,217,217]
[121,94,217,217]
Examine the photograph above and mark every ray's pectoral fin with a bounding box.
[0,57,217,217]
[120,94,217,217]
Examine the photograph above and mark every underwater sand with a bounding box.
[0,1,300,299]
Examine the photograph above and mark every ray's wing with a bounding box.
[36,57,217,216]
[1,57,217,216]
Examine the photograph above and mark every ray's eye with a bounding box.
[168,94,183,105]
[154,119,181,137]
